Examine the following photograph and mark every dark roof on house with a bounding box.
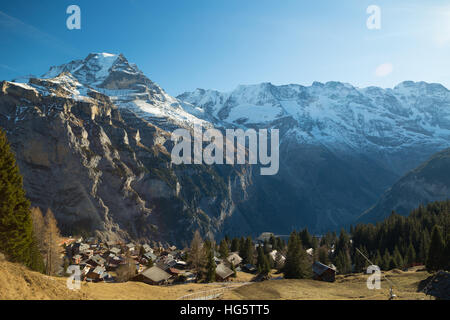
[312,261,336,275]
[89,255,106,266]
[156,257,176,270]
[144,252,157,261]
[243,264,257,271]
[169,268,183,274]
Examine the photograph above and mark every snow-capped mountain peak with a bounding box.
[42,52,142,87]
[17,53,208,128]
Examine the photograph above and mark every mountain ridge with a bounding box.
[358,147,450,223]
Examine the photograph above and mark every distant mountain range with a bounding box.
[1,52,449,244]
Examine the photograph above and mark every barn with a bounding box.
[312,261,337,282]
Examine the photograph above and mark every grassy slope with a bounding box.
[0,258,432,300]
[222,267,432,300]
[0,259,246,300]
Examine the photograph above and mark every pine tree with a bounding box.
[205,243,216,283]
[238,237,246,261]
[381,249,391,271]
[276,237,285,252]
[317,246,330,265]
[269,235,276,250]
[353,246,368,273]
[393,246,404,269]
[243,237,254,265]
[389,256,397,270]
[263,239,270,254]
[373,250,382,268]
[230,238,240,252]
[29,236,45,273]
[283,232,311,279]
[311,236,319,250]
[335,251,352,274]
[426,226,446,272]
[405,243,416,267]
[219,239,229,259]
[256,246,266,274]
[299,228,313,249]
[0,129,41,269]
[445,235,450,271]
[262,254,272,276]
[230,263,237,278]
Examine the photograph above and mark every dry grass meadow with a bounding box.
[0,258,433,300]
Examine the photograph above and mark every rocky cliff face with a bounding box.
[0,72,251,246]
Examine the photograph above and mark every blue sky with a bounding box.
[0,0,449,95]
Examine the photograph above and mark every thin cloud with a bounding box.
[375,63,393,77]
[0,10,78,55]
[0,64,18,72]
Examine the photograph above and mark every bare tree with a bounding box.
[188,230,206,278]
[116,255,137,283]
[30,207,45,254]
[43,209,62,275]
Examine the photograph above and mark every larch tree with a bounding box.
[30,207,45,252]
[43,209,62,275]
[188,230,206,277]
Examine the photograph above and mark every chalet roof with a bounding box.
[90,266,105,275]
[216,263,234,279]
[144,252,157,261]
[140,266,171,283]
[142,244,152,252]
[169,268,183,274]
[268,250,282,260]
[89,255,106,266]
[312,261,336,275]
[257,232,275,242]
[227,253,243,266]
[109,247,121,255]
